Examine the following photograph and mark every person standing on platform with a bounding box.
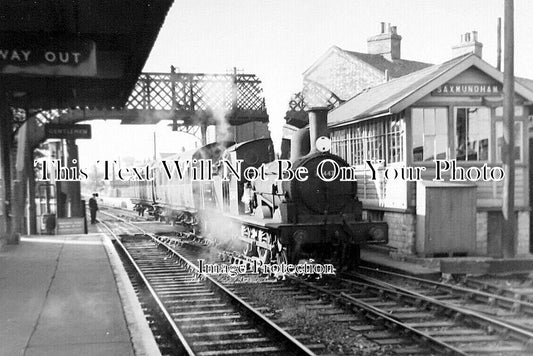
[89,193,99,224]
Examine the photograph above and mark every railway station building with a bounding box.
[327,52,533,257]
[296,24,533,257]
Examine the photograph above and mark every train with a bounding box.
[128,107,388,269]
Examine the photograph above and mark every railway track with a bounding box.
[97,211,323,356]
[328,272,533,355]
[462,275,533,304]
[149,236,533,354]
[347,267,533,332]
[98,208,533,354]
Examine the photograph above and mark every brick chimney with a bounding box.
[367,22,402,60]
[452,31,483,58]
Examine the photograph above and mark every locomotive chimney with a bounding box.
[307,107,329,152]
[290,128,310,161]
[290,107,329,161]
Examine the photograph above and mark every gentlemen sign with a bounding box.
[432,83,502,96]
[45,124,92,140]
[0,35,96,77]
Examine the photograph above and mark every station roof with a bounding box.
[329,53,533,127]
[0,0,174,110]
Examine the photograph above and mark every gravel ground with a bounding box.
[240,282,395,355]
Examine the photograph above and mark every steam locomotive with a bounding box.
[130,108,388,269]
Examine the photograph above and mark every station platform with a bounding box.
[361,247,442,280]
[361,246,533,277]
[0,230,159,356]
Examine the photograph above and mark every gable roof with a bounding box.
[329,53,533,127]
[517,77,533,92]
[303,46,432,79]
[342,50,432,78]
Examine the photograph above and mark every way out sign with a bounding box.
[0,34,96,77]
[45,124,92,140]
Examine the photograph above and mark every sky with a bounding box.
[78,0,533,164]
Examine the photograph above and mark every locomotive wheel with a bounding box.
[257,247,271,264]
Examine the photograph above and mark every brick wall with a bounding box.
[382,211,416,254]
[380,210,529,257]
[476,212,488,255]
[517,211,530,255]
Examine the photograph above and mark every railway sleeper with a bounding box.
[192,337,272,351]
[159,291,214,297]
[393,346,431,354]
[168,303,227,311]
[185,328,261,338]
[373,337,412,345]
[391,312,435,319]
[164,296,219,304]
[196,346,284,356]
[424,328,487,336]
[174,313,242,323]
[157,289,212,296]
[179,320,250,331]
[151,284,206,291]
[192,337,274,350]
[459,345,530,354]
[436,334,502,343]
[170,308,235,317]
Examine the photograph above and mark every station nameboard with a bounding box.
[0,34,96,77]
[45,124,92,140]
[432,83,503,96]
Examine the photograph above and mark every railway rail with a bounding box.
[97,211,322,356]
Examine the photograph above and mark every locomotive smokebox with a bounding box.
[307,107,329,152]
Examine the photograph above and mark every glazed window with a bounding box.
[495,121,522,162]
[330,114,405,166]
[412,108,448,162]
[387,116,404,164]
[455,107,490,161]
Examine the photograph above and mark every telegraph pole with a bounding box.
[497,17,502,71]
[502,0,516,258]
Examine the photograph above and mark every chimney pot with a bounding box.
[452,30,483,58]
[367,22,402,60]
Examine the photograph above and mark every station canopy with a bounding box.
[0,0,174,110]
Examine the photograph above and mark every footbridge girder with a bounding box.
[59,71,269,126]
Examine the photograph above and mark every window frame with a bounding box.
[454,106,491,162]
[411,107,449,163]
